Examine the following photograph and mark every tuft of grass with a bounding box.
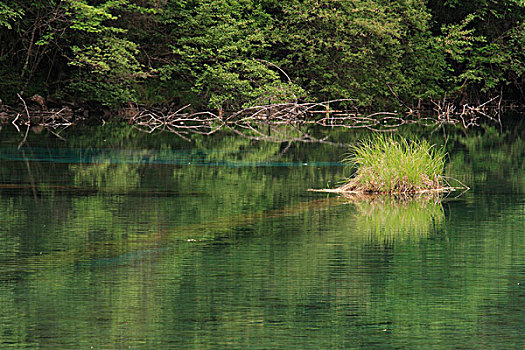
[340,135,447,194]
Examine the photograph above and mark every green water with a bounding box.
[0,126,524,349]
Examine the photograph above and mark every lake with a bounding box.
[0,125,524,349]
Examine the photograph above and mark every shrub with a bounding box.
[340,135,446,194]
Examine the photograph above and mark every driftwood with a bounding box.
[128,96,504,143]
[308,173,470,199]
[307,186,464,195]
[1,94,75,148]
[2,93,506,145]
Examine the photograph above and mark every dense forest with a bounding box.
[1,0,524,113]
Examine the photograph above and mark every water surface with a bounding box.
[0,127,523,349]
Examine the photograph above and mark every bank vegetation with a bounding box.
[0,0,524,124]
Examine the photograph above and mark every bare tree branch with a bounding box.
[126,97,504,143]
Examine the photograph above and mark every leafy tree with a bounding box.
[270,0,445,108]
[155,0,303,111]
[428,0,525,101]
[0,0,152,105]
[0,2,22,29]
[0,0,524,111]
[64,0,154,105]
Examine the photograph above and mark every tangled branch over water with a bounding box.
[2,94,506,145]
[129,97,504,143]
[1,94,75,147]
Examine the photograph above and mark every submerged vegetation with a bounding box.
[338,136,448,194]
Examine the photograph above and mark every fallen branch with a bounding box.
[126,97,504,143]
[16,93,31,149]
[3,94,507,145]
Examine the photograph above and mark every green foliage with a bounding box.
[272,0,445,106]
[65,0,151,105]
[0,0,153,105]
[428,0,525,98]
[439,14,483,63]
[0,0,525,109]
[156,0,304,110]
[0,2,23,29]
[66,0,126,34]
[69,36,148,104]
[343,135,446,193]
[194,59,304,109]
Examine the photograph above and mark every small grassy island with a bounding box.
[313,136,458,196]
